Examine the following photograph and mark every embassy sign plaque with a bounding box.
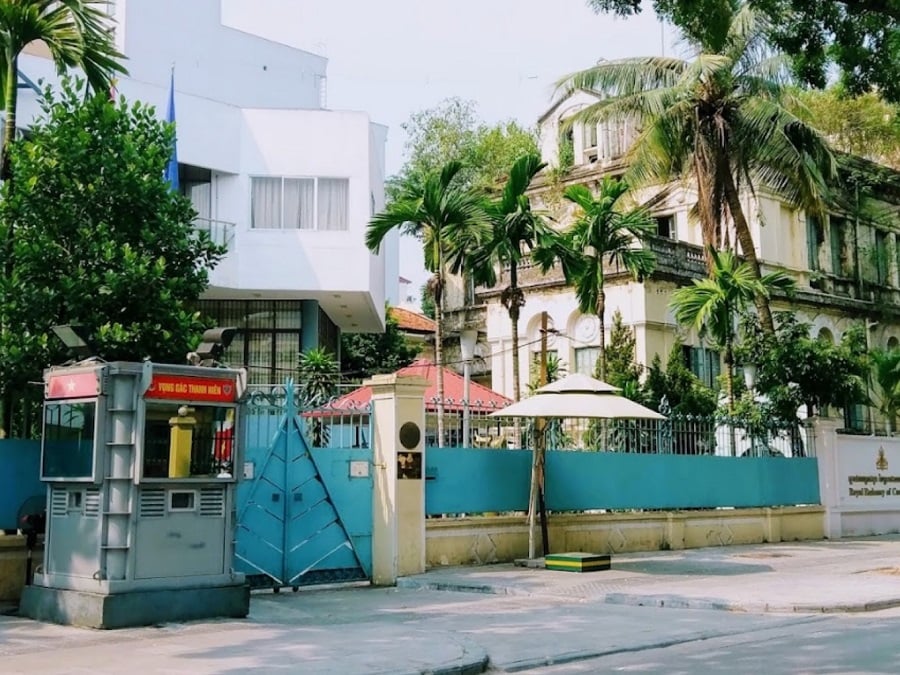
[842,445,900,504]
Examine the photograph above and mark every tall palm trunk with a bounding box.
[1,51,17,437]
[596,269,607,382]
[722,171,775,334]
[693,146,719,270]
[2,52,18,181]
[433,270,445,449]
[508,262,522,402]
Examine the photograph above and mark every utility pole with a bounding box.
[537,312,550,556]
[527,311,551,559]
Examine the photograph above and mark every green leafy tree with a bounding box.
[737,312,869,420]
[340,305,420,380]
[797,85,900,171]
[0,81,222,434]
[419,282,436,319]
[644,344,717,415]
[367,160,488,447]
[671,248,793,411]
[585,0,900,103]
[390,97,538,197]
[558,1,834,333]
[871,348,900,435]
[602,309,643,396]
[471,154,556,401]
[537,177,655,382]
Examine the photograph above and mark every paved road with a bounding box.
[0,589,850,674]
[4,537,900,674]
[519,610,900,674]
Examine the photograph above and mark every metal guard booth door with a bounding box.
[235,385,372,589]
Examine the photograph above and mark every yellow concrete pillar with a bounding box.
[665,513,685,550]
[168,412,196,478]
[367,373,428,586]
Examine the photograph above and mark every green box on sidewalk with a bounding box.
[545,552,611,572]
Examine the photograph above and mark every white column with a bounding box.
[812,417,842,539]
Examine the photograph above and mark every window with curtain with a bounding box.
[251,176,349,231]
[283,178,315,229]
[317,178,349,230]
[574,347,600,376]
[186,182,211,221]
[251,177,282,229]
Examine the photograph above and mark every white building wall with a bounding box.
[119,0,326,110]
[16,0,390,334]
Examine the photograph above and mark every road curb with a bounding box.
[394,634,489,675]
[398,578,900,615]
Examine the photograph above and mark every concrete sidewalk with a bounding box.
[399,535,900,613]
[2,536,900,674]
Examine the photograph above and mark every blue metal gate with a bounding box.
[235,383,373,589]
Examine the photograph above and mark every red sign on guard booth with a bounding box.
[145,374,237,403]
[46,372,100,399]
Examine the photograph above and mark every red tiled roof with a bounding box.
[324,358,511,413]
[389,306,436,334]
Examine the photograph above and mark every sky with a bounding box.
[223,0,678,303]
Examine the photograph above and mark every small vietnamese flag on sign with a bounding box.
[163,67,179,191]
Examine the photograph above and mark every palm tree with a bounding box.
[871,347,900,435]
[545,177,656,383]
[556,1,834,334]
[366,160,488,447]
[471,153,555,401]
[297,347,339,447]
[670,248,793,412]
[0,0,127,179]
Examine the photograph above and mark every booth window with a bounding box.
[42,402,96,479]
[142,403,236,480]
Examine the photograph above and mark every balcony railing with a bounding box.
[481,236,708,296]
[193,217,236,251]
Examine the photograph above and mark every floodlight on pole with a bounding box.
[51,325,94,361]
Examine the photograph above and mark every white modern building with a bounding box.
[16,0,396,384]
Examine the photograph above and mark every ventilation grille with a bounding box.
[200,487,225,517]
[50,488,68,517]
[139,489,166,518]
[84,488,101,517]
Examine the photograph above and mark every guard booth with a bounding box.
[19,360,250,628]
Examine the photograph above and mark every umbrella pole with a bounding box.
[537,452,549,556]
[527,443,538,560]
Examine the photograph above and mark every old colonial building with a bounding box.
[445,89,900,430]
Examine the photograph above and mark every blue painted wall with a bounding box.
[425,447,820,516]
[0,440,44,530]
[425,448,532,515]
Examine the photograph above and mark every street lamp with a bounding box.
[742,362,757,392]
[460,329,478,447]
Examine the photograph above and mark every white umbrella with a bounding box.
[489,373,665,559]
[491,373,664,420]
